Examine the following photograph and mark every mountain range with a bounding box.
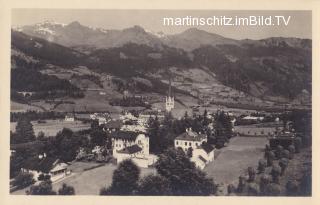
[12,20,312,103]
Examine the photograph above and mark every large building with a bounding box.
[175,128,207,152]
[174,128,215,169]
[110,131,157,168]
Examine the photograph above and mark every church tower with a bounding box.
[165,75,175,112]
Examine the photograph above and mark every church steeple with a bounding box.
[165,73,174,112]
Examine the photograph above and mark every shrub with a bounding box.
[265,183,281,196]
[294,137,302,153]
[279,158,289,176]
[286,180,299,196]
[258,159,267,174]
[260,174,271,195]
[271,164,281,184]
[227,184,236,195]
[275,145,284,159]
[288,145,295,159]
[237,175,247,193]
[12,172,35,189]
[247,182,260,196]
[266,151,275,166]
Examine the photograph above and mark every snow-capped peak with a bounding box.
[146,29,167,38]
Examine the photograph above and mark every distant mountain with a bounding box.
[11,30,85,67]
[162,28,239,51]
[12,22,312,102]
[16,21,163,49]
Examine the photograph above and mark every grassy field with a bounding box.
[11,101,44,112]
[10,119,91,137]
[204,136,268,190]
[52,162,156,195]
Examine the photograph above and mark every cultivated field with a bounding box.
[10,120,91,137]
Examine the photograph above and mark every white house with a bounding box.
[111,131,155,168]
[174,128,207,152]
[174,128,214,169]
[191,143,215,170]
[21,157,71,182]
[65,114,75,122]
[90,113,110,125]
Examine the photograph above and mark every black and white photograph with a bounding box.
[8,8,312,197]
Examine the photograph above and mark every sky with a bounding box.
[12,9,311,40]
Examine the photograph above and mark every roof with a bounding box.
[22,157,60,173]
[200,143,214,154]
[50,163,68,173]
[105,120,123,129]
[175,131,206,142]
[111,131,140,141]
[198,155,207,163]
[117,144,142,154]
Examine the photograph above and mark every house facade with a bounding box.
[174,128,214,169]
[174,128,207,152]
[111,131,155,168]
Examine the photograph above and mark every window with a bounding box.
[196,143,198,146]
[185,142,187,146]
[176,141,179,145]
[189,142,191,146]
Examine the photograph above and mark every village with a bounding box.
[9,77,311,196]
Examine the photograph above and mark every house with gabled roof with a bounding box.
[191,142,215,170]
[174,128,215,169]
[21,155,70,182]
[174,128,207,152]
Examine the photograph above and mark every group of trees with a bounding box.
[11,118,36,144]
[228,140,309,196]
[147,110,233,154]
[109,96,151,108]
[100,148,217,196]
[11,67,84,101]
[26,180,75,195]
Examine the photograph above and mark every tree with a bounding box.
[247,182,259,196]
[26,180,56,195]
[294,137,302,153]
[187,147,193,158]
[12,172,35,189]
[275,145,284,159]
[258,159,267,174]
[237,175,247,193]
[13,118,35,144]
[138,174,172,195]
[247,167,256,182]
[286,180,299,196]
[288,145,295,159]
[58,183,75,195]
[271,164,281,184]
[227,184,236,195]
[265,183,281,196]
[101,159,140,195]
[90,129,106,147]
[259,174,271,195]
[279,158,289,176]
[38,173,51,181]
[155,148,217,195]
[266,151,275,166]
